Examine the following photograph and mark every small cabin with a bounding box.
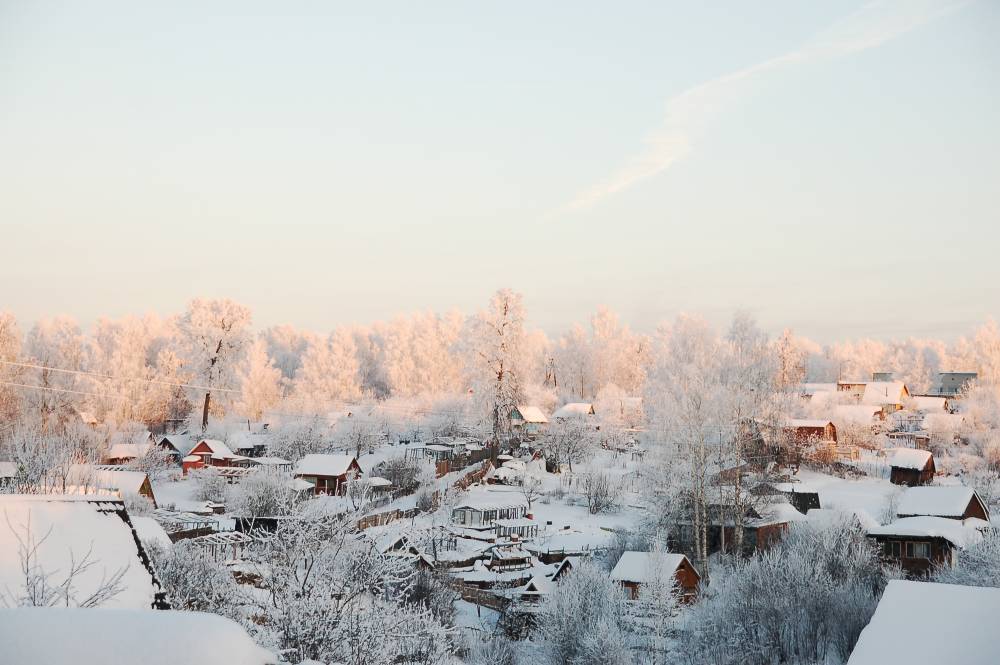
[888,448,935,486]
[782,419,837,445]
[293,454,362,495]
[551,402,596,419]
[868,516,981,577]
[452,499,528,530]
[510,405,548,435]
[610,551,701,602]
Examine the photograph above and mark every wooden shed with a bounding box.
[293,454,362,495]
[888,448,935,486]
[609,551,701,602]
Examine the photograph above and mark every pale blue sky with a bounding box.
[1,1,997,342]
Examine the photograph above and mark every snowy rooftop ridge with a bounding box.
[896,485,977,518]
[847,581,1000,665]
[609,551,689,584]
[294,454,357,477]
[515,405,548,424]
[867,516,983,548]
[887,448,933,471]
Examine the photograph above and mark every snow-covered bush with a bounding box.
[682,517,892,665]
[933,531,1000,588]
[229,471,298,518]
[191,468,228,503]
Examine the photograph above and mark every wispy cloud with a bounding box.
[559,0,971,214]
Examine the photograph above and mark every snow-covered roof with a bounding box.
[66,465,151,497]
[847,581,1000,665]
[294,454,358,478]
[799,382,837,394]
[0,495,160,609]
[888,448,933,471]
[0,607,275,665]
[131,515,173,551]
[362,476,392,487]
[897,485,978,518]
[194,439,238,460]
[868,516,983,548]
[515,405,548,424]
[109,429,153,447]
[751,502,808,526]
[250,456,291,466]
[861,381,908,406]
[552,402,595,418]
[783,419,833,429]
[159,434,194,454]
[609,551,689,584]
[805,508,880,531]
[454,495,528,511]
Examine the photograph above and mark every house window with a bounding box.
[905,542,931,559]
[883,541,901,557]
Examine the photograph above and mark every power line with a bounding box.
[0,360,240,394]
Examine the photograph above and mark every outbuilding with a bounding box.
[609,551,701,601]
[888,448,935,486]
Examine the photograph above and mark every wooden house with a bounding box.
[896,485,990,521]
[609,551,701,602]
[868,516,982,577]
[888,448,935,486]
[293,454,362,495]
[182,439,251,474]
[510,405,548,435]
[452,497,529,530]
[782,419,837,445]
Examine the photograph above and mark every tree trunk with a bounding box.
[201,391,211,432]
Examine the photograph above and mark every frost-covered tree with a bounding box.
[0,311,23,423]
[293,327,362,413]
[236,337,282,421]
[465,289,527,440]
[933,531,1000,588]
[532,559,633,665]
[22,316,85,429]
[178,299,252,431]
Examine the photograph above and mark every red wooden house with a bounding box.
[182,439,251,474]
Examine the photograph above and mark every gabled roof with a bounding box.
[848,581,1000,665]
[0,495,163,609]
[609,551,691,584]
[552,402,595,418]
[861,382,909,406]
[887,448,933,471]
[192,439,238,461]
[514,405,548,424]
[897,485,981,519]
[805,508,879,531]
[66,464,152,499]
[294,454,358,478]
[912,395,948,412]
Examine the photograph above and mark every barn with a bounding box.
[888,448,935,486]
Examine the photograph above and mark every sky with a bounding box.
[1,0,998,343]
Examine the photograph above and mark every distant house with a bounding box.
[911,395,950,413]
[931,371,977,397]
[228,428,270,458]
[510,406,548,435]
[0,494,168,609]
[452,496,529,530]
[183,439,251,474]
[609,551,701,601]
[861,381,911,413]
[847,580,1000,665]
[104,438,181,465]
[782,419,837,445]
[888,448,935,486]
[293,454,362,495]
[552,402,596,419]
[896,485,990,521]
[868,516,983,576]
[836,380,868,400]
